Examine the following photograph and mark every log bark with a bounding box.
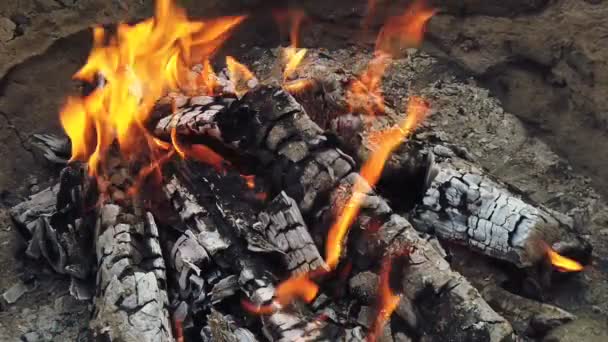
[256,191,327,275]
[411,154,590,268]
[153,86,515,341]
[163,168,360,341]
[275,52,590,269]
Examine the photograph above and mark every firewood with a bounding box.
[152,86,515,341]
[412,154,590,268]
[10,164,95,289]
[279,55,590,269]
[89,155,173,342]
[256,191,327,275]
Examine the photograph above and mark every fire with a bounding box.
[325,98,429,269]
[60,0,244,175]
[226,56,257,96]
[375,0,436,56]
[368,254,403,342]
[346,1,435,116]
[283,47,308,81]
[543,242,584,272]
[242,274,319,315]
[346,53,391,115]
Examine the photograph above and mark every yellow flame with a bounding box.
[544,243,584,272]
[226,56,256,96]
[60,0,245,175]
[283,47,308,80]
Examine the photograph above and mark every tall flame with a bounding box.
[60,0,244,175]
[325,98,429,269]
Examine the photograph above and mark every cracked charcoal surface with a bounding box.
[412,155,586,268]
[257,191,327,275]
[154,86,514,341]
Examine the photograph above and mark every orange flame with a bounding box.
[60,0,244,176]
[242,274,319,315]
[375,0,436,56]
[347,1,434,116]
[226,56,256,96]
[197,59,220,95]
[325,98,429,269]
[368,255,402,342]
[543,242,584,273]
[346,53,391,115]
[171,125,228,173]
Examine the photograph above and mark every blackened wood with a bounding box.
[10,164,95,283]
[31,133,71,165]
[283,60,591,269]
[153,87,514,341]
[91,203,173,342]
[165,167,363,341]
[412,154,591,268]
[256,191,327,275]
[90,155,173,342]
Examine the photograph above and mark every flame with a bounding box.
[543,242,584,273]
[60,0,244,176]
[283,79,315,93]
[242,174,256,189]
[171,125,228,173]
[197,59,220,95]
[375,0,436,56]
[346,53,391,115]
[347,1,434,116]
[325,98,429,269]
[283,47,308,81]
[273,9,306,48]
[226,56,256,96]
[368,255,402,342]
[242,274,319,315]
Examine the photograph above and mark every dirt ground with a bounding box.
[0,1,607,342]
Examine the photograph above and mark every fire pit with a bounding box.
[2,0,606,341]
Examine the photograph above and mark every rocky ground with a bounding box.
[1,0,607,341]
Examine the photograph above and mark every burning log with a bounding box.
[163,165,363,341]
[89,156,174,342]
[278,51,590,271]
[153,86,515,340]
[411,153,590,269]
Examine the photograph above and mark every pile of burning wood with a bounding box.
[9,1,592,341]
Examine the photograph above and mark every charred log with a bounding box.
[153,86,514,341]
[90,157,173,342]
[411,153,591,268]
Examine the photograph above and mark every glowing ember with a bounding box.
[543,242,584,272]
[60,0,244,175]
[242,174,256,189]
[325,98,429,269]
[368,254,403,342]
